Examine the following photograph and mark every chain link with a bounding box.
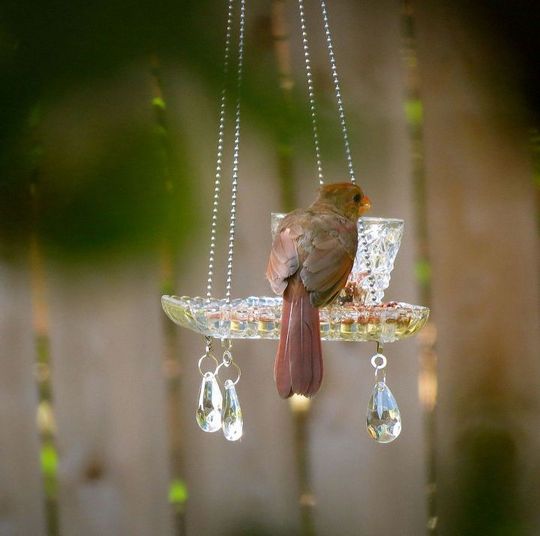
[319,0,356,184]
[225,0,246,303]
[298,0,324,185]
[206,0,236,301]
[205,335,213,355]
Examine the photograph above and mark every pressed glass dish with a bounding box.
[161,295,429,343]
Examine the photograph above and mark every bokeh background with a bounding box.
[1,1,539,535]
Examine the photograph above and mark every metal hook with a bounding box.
[222,350,233,366]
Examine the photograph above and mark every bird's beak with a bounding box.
[360,195,371,212]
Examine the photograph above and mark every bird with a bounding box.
[266,182,371,398]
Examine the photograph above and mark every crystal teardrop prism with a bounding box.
[366,381,401,443]
[196,372,223,432]
[222,379,243,441]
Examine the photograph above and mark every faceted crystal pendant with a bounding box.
[196,372,223,432]
[222,379,243,441]
[366,381,402,443]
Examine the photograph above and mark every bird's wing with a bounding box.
[266,221,302,295]
[300,215,358,308]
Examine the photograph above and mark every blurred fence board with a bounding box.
[47,262,174,536]
[414,3,540,535]
[0,261,47,536]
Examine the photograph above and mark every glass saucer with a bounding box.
[161,295,429,343]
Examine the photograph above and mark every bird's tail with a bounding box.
[274,277,323,398]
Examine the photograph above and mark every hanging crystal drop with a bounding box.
[366,381,401,443]
[222,379,243,441]
[196,372,223,432]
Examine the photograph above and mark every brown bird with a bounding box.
[266,182,371,398]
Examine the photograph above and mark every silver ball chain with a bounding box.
[318,0,377,303]
[203,0,245,376]
[225,0,246,304]
[320,0,356,185]
[206,0,236,301]
[297,0,324,185]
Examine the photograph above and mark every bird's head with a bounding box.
[314,182,371,221]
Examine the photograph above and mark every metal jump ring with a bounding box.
[371,353,387,370]
[198,352,219,376]
[215,360,241,385]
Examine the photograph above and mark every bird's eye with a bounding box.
[353,193,361,203]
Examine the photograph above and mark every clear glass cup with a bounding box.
[270,213,403,305]
[351,217,404,304]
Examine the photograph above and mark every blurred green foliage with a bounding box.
[0,0,319,262]
[36,122,192,258]
[1,0,205,260]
